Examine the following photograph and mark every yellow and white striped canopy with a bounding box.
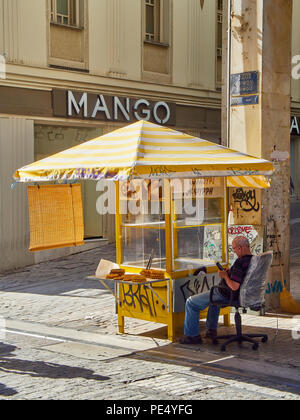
[227,175,271,189]
[14,120,274,185]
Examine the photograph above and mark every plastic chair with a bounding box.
[209,251,273,351]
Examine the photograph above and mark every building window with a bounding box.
[50,0,84,27]
[216,0,223,86]
[145,0,159,42]
[145,0,169,44]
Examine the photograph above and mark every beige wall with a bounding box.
[1,1,300,103]
[173,0,217,90]
[0,0,47,67]
[0,0,299,275]
[0,118,107,273]
[0,118,34,271]
[0,0,221,106]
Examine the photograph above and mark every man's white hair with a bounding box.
[233,236,250,248]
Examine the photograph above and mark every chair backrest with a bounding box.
[239,251,273,310]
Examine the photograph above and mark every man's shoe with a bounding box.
[205,329,217,340]
[178,335,203,345]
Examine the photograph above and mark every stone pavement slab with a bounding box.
[0,334,299,400]
[0,244,299,400]
[4,319,167,353]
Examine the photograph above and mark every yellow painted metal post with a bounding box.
[223,311,231,327]
[115,181,125,333]
[167,279,175,342]
[172,199,178,261]
[115,181,122,265]
[163,179,176,341]
[222,179,231,326]
[164,179,173,275]
[118,315,125,334]
[220,179,227,264]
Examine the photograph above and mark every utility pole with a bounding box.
[222,0,293,310]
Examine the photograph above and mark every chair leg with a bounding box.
[214,309,268,351]
[244,333,268,342]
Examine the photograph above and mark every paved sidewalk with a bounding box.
[0,242,299,400]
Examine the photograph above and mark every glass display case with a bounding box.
[114,177,231,342]
[116,177,227,276]
[171,177,226,271]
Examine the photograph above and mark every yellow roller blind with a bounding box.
[27,184,84,252]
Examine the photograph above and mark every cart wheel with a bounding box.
[221,344,226,352]
[261,336,268,343]
[252,343,259,351]
[212,338,218,345]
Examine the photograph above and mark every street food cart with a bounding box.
[13,120,274,341]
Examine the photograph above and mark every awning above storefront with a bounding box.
[14,120,274,184]
[227,175,271,189]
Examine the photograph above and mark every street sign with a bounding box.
[230,71,259,96]
[231,95,259,106]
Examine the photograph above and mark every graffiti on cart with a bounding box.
[121,284,167,317]
[203,227,222,261]
[180,275,217,302]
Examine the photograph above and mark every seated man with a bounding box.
[179,235,252,344]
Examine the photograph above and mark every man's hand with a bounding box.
[218,268,229,279]
[218,269,240,291]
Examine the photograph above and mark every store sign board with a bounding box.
[291,115,300,136]
[172,178,223,199]
[52,89,176,125]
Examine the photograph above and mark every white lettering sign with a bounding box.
[133,99,151,121]
[66,91,171,124]
[153,101,171,124]
[68,91,88,117]
[292,55,300,80]
[114,96,130,121]
[92,95,111,119]
[291,116,300,135]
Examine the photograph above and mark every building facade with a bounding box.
[0,0,299,273]
[0,0,223,272]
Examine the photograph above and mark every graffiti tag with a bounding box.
[232,188,260,212]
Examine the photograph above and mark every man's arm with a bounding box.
[218,269,240,291]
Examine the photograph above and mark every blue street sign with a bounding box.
[231,95,259,107]
[230,71,259,96]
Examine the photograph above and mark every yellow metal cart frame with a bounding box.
[14,121,273,342]
[114,179,231,342]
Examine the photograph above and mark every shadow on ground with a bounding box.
[0,342,110,398]
[136,319,300,369]
[130,322,300,397]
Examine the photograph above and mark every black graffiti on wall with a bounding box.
[232,188,260,212]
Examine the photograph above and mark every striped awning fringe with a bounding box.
[14,120,274,184]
